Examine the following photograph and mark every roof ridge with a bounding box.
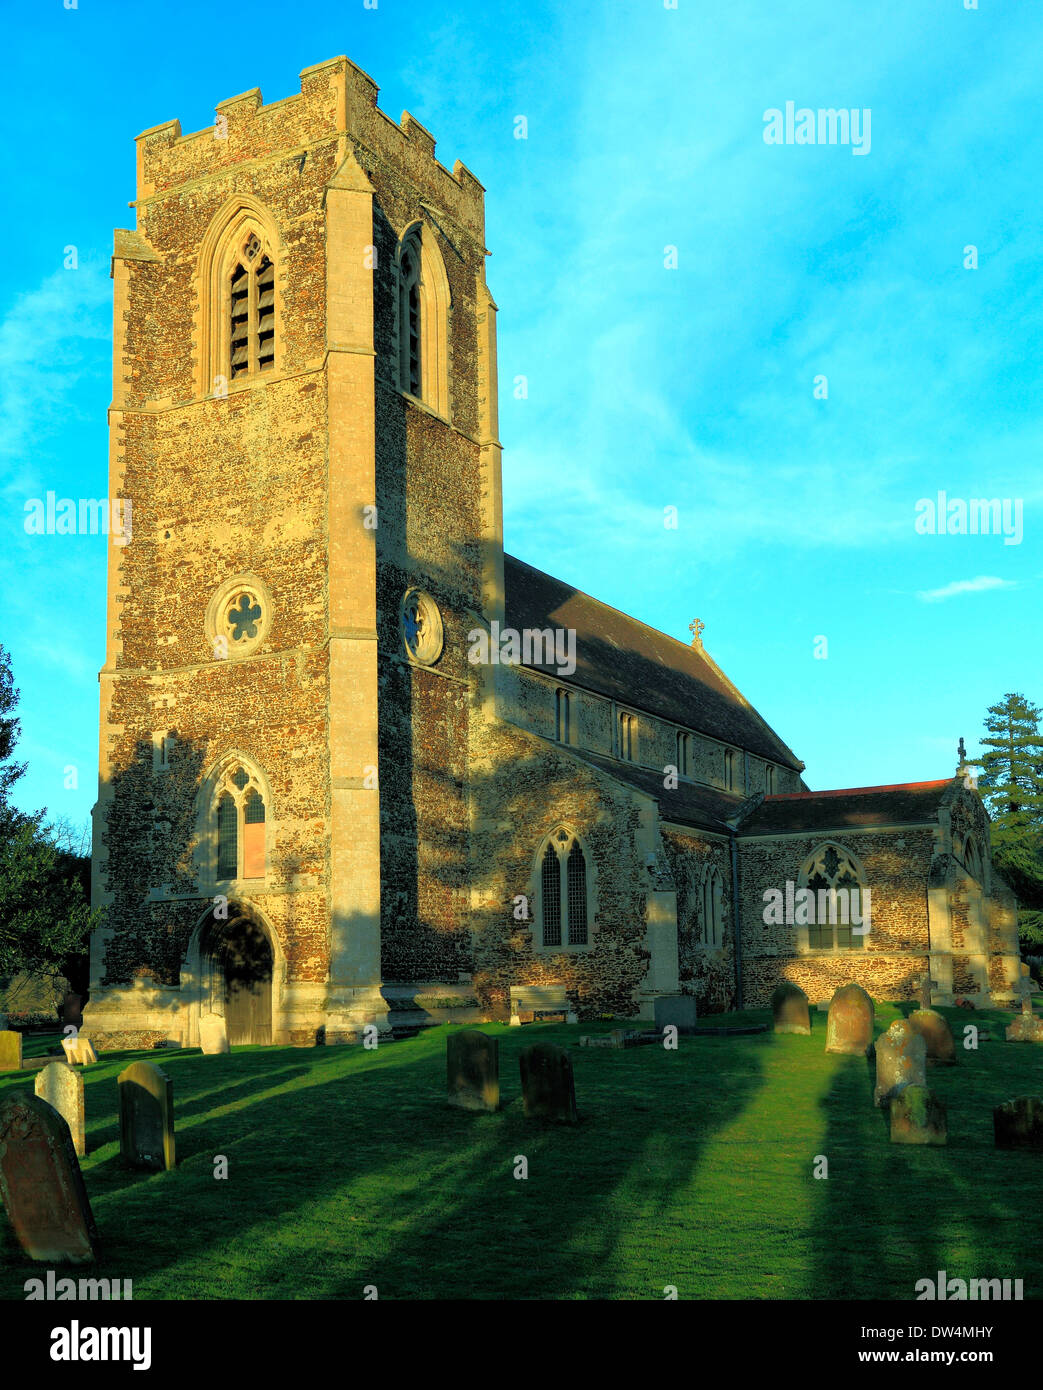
[766,778,954,801]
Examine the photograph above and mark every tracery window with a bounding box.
[701,867,725,948]
[801,843,865,950]
[538,829,591,949]
[229,231,275,379]
[211,763,267,882]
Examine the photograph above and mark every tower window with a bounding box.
[212,763,268,882]
[229,233,276,380]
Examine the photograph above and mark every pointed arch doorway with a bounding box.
[201,910,273,1045]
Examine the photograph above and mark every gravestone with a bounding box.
[34,1063,86,1157]
[917,973,937,1011]
[907,1009,956,1065]
[61,1036,97,1066]
[0,1092,98,1263]
[653,995,698,1036]
[1018,968,1035,1017]
[0,1030,22,1071]
[1005,1014,1043,1043]
[825,983,874,1055]
[446,1030,499,1112]
[61,993,83,1030]
[890,1085,947,1145]
[198,1013,230,1055]
[994,1096,1043,1151]
[771,982,811,1036]
[873,1020,927,1107]
[118,1061,175,1171]
[519,1043,578,1123]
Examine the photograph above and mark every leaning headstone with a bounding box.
[118,1061,175,1171]
[873,1020,927,1107]
[1005,1014,1043,1043]
[825,983,874,1055]
[653,995,698,1036]
[34,1063,86,1158]
[0,1092,98,1263]
[61,1036,97,1066]
[447,1030,499,1112]
[771,982,811,1036]
[198,1014,230,1055]
[519,1043,578,1123]
[890,1085,947,1145]
[0,1030,22,1071]
[61,993,83,1030]
[907,1009,957,1065]
[994,1096,1043,1151]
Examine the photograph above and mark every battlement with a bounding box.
[134,55,486,240]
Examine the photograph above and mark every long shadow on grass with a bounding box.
[0,1026,773,1299]
[812,1004,1043,1301]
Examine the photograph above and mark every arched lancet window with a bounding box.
[206,760,269,883]
[724,749,735,791]
[676,731,691,778]
[197,197,281,396]
[765,764,776,794]
[397,223,450,417]
[963,835,984,885]
[799,843,866,951]
[701,867,724,948]
[537,828,592,949]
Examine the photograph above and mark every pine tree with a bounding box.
[977,693,1043,946]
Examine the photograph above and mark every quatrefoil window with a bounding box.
[205,574,273,660]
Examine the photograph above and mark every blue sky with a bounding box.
[1,0,1040,838]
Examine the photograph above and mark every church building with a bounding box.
[84,57,1021,1048]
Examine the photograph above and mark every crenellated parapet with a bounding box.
[133,55,486,243]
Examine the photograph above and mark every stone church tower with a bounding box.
[87,57,1021,1049]
[86,58,502,1046]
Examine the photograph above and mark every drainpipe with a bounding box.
[730,831,743,1010]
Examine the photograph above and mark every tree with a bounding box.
[0,644,97,990]
[977,692,1043,828]
[977,693,1043,949]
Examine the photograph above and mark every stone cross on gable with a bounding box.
[689,618,705,648]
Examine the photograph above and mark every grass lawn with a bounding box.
[1,1001,1041,1300]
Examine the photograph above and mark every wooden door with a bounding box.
[221,917,273,1046]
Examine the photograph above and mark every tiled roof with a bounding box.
[738,780,954,835]
[569,748,750,834]
[503,554,803,770]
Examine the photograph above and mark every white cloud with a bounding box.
[916,576,1017,603]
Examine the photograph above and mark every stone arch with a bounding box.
[181,901,286,1047]
[196,194,284,396]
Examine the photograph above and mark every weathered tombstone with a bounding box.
[61,1036,97,1066]
[994,1096,1043,1151]
[34,1063,86,1158]
[890,1085,947,1145]
[198,1013,230,1055]
[1018,967,1034,1017]
[0,1092,98,1263]
[1005,1014,1043,1043]
[873,1019,927,1107]
[0,1029,22,1071]
[118,1061,175,1171]
[917,973,937,1011]
[519,1043,578,1123]
[907,1009,956,1065]
[653,995,698,1036]
[825,983,874,1055]
[446,1030,499,1112]
[61,993,83,1030]
[771,982,810,1036]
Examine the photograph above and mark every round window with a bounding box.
[401,588,443,666]
[205,575,272,660]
